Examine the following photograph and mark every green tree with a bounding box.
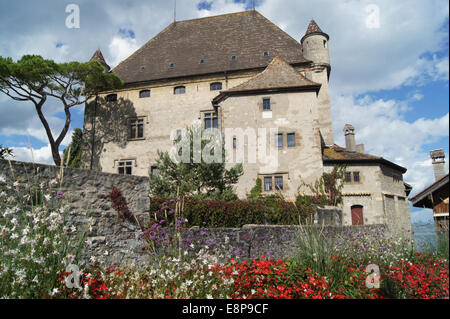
[62,128,83,168]
[0,55,123,166]
[149,125,243,199]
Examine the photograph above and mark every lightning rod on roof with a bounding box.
[174,0,177,23]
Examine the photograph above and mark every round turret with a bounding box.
[300,20,330,69]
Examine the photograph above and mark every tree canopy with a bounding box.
[62,128,83,168]
[149,125,243,200]
[0,55,123,166]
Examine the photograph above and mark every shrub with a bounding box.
[149,196,313,228]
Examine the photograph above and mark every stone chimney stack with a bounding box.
[344,124,356,152]
[430,149,446,181]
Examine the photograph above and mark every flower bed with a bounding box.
[51,254,448,299]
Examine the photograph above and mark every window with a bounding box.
[140,66,145,72]
[233,137,237,149]
[210,82,222,91]
[263,98,271,111]
[169,63,175,68]
[275,176,283,190]
[174,86,186,95]
[200,59,206,64]
[118,161,133,175]
[264,177,273,191]
[151,166,159,177]
[139,90,150,98]
[345,171,361,183]
[323,40,327,48]
[263,51,270,56]
[345,172,352,183]
[276,133,283,147]
[129,118,144,139]
[231,55,237,61]
[106,94,117,102]
[287,133,296,147]
[204,112,218,130]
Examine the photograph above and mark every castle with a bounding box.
[81,11,411,230]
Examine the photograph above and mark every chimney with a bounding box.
[430,149,446,180]
[344,124,356,152]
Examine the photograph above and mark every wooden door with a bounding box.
[351,205,364,225]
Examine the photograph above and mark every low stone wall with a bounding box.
[1,160,385,267]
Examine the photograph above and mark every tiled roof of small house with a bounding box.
[112,11,311,85]
[323,144,407,173]
[410,173,449,206]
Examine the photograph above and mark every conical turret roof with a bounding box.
[90,49,110,71]
[301,19,329,43]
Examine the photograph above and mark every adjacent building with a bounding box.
[410,149,449,231]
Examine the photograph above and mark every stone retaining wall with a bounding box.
[0,160,385,266]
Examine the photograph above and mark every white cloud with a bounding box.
[108,36,140,68]
[9,144,59,165]
[331,93,449,194]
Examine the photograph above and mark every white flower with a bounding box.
[206,294,213,299]
[44,194,51,201]
[51,288,59,296]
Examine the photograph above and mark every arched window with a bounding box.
[174,86,186,95]
[105,94,117,102]
[139,90,151,98]
[210,82,222,91]
[351,205,364,225]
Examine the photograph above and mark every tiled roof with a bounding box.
[112,11,310,84]
[323,144,407,173]
[410,173,449,205]
[306,20,323,35]
[212,56,320,104]
[90,49,110,71]
[301,19,329,43]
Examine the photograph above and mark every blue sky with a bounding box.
[0,0,448,224]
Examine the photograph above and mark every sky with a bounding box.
[0,0,448,224]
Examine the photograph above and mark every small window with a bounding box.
[151,166,159,177]
[129,118,144,139]
[210,82,222,91]
[323,40,327,48]
[263,51,270,56]
[275,176,283,190]
[233,137,237,149]
[106,94,117,102]
[345,172,352,183]
[139,90,151,98]
[353,172,360,183]
[140,66,145,72]
[263,98,271,111]
[169,63,175,68]
[174,86,186,95]
[264,177,273,191]
[275,133,283,148]
[204,112,218,130]
[200,59,206,64]
[231,55,237,61]
[287,133,296,147]
[118,161,133,175]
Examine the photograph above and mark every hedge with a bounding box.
[149,196,313,228]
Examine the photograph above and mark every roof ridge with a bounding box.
[176,10,256,23]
